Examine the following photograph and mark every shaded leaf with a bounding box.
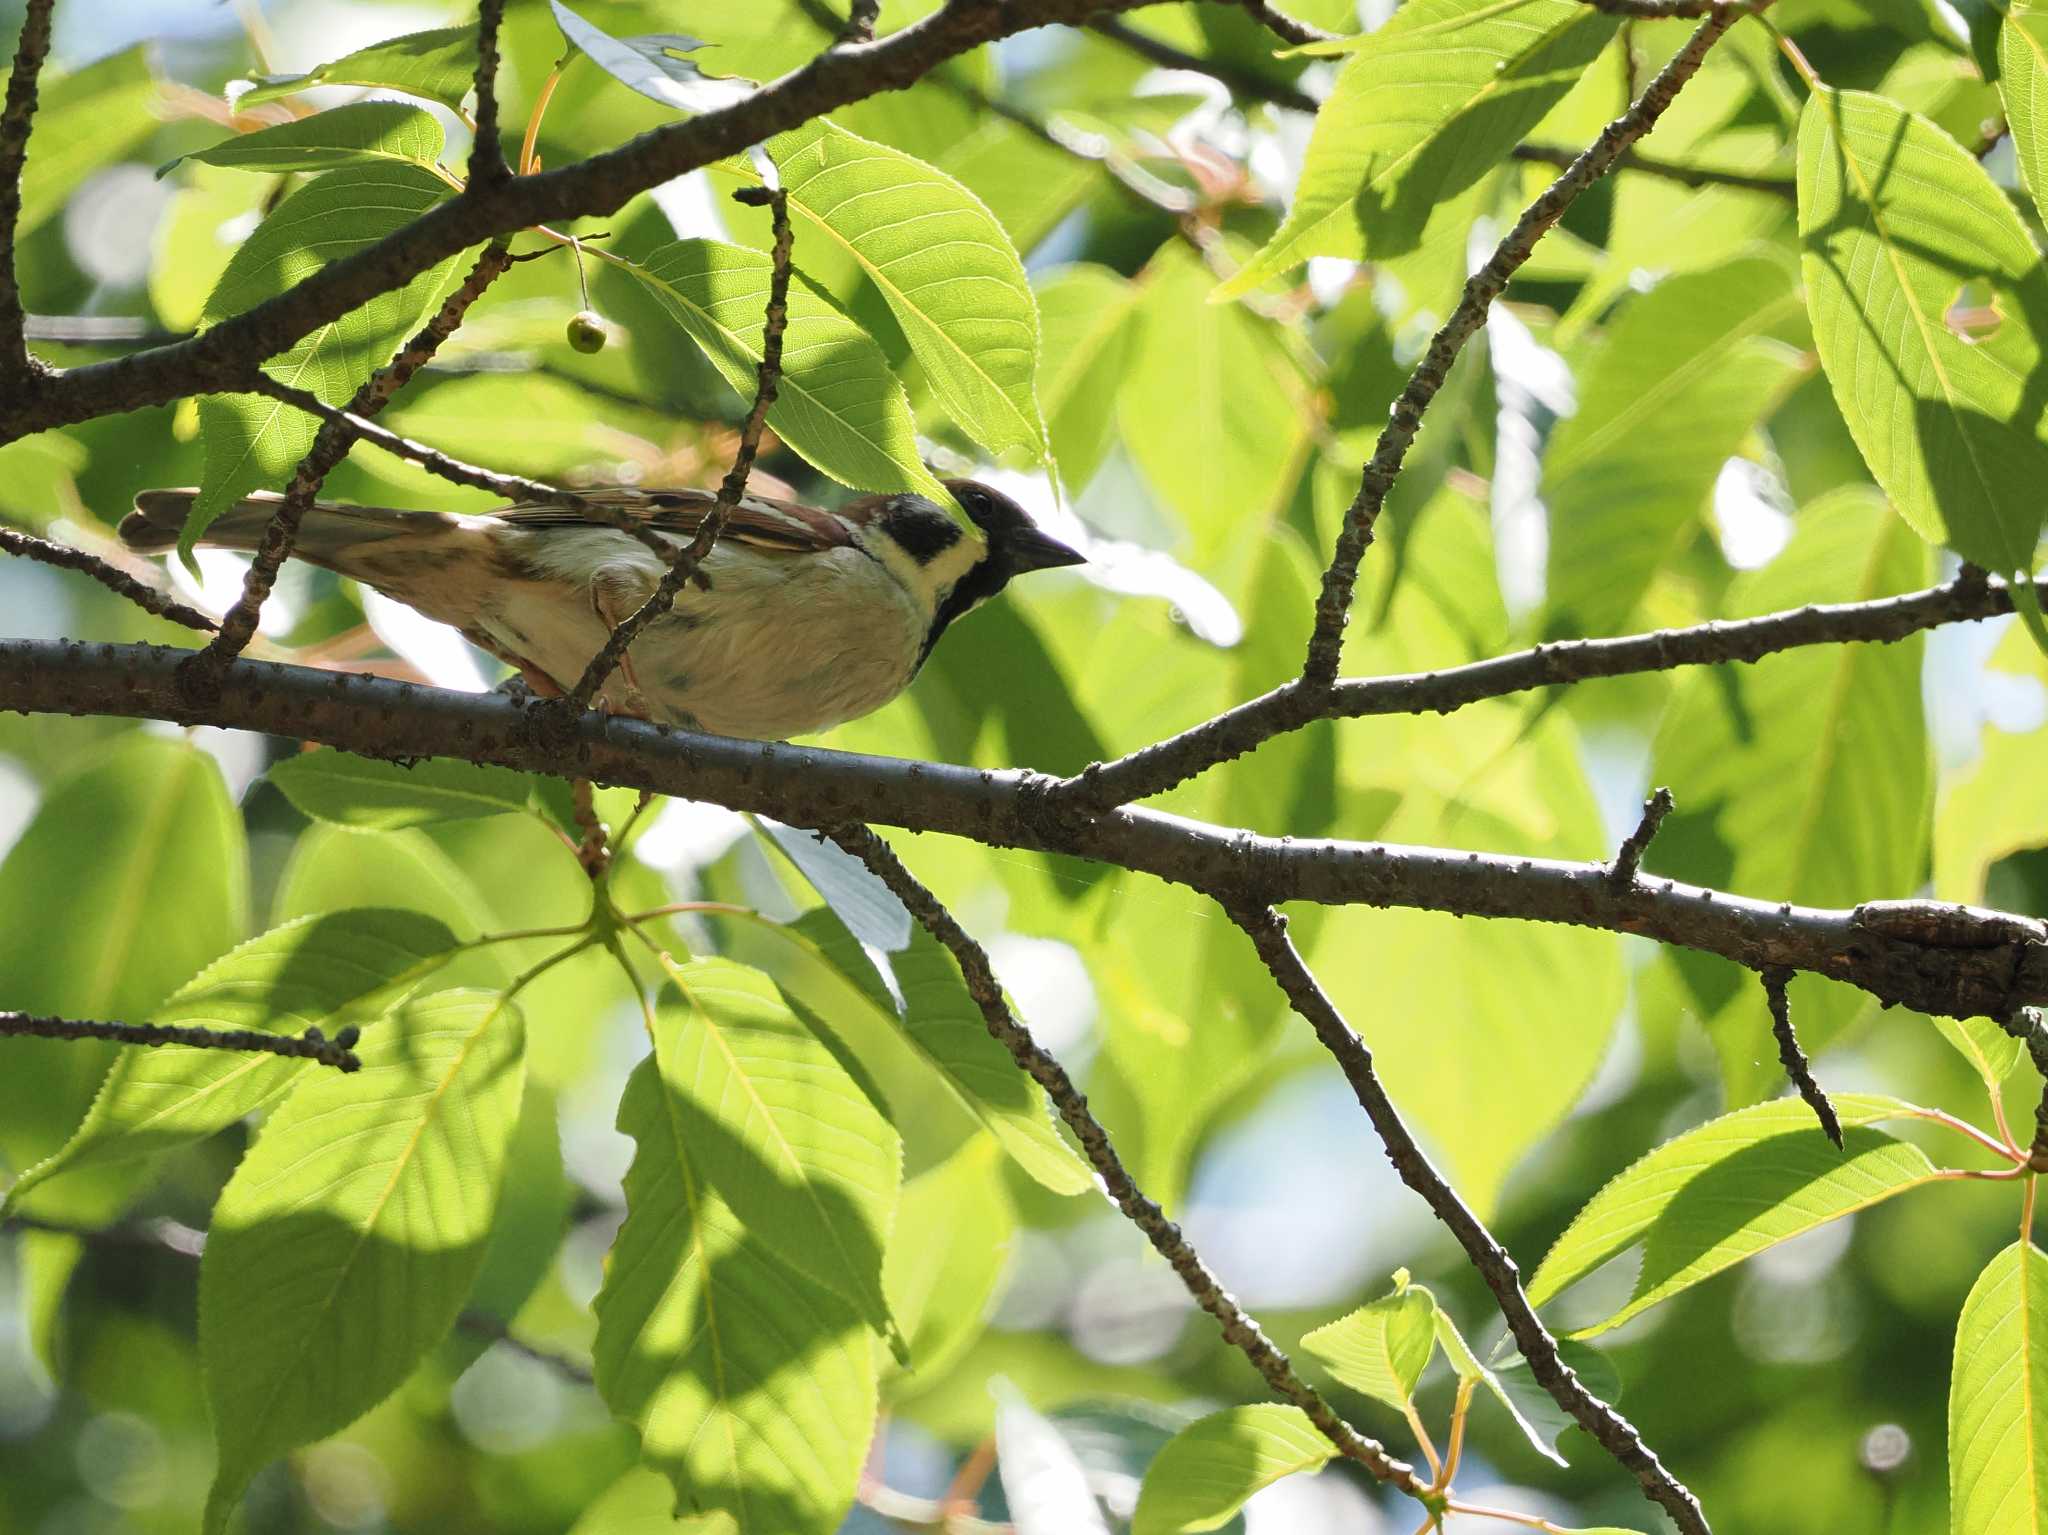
[165,101,445,177]
[550,2,737,114]
[234,26,477,113]
[617,239,949,500]
[756,818,912,952]
[269,750,544,830]
[3,909,457,1211]
[884,1136,1013,1388]
[1221,0,1615,293]
[1130,1404,1335,1535]
[1430,1291,1565,1466]
[1798,87,2048,576]
[1035,264,1138,490]
[200,992,526,1532]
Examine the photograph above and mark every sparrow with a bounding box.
[119,478,1085,740]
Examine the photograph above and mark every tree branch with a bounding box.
[4,639,2044,1025]
[826,826,1427,1498]
[0,0,56,378]
[1233,0,1341,47]
[0,0,1164,445]
[199,240,518,669]
[0,1009,362,1071]
[1762,967,1842,1147]
[469,0,511,188]
[0,527,218,632]
[1302,4,1746,685]
[1607,786,1674,890]
[568,185,793,709]
[1231,904,1711,1535]
[1066,568,2034,809]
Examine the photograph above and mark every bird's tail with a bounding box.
[119,489,472,568]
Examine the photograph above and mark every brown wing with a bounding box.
[492,486,857,554]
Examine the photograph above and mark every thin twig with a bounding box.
[824,825,1430,1501]
[1999,1008,2048,1171]
[1231,903,1711,1535]
[1065,570,2043,810]
[0,1009,362,1071]
[1583,0,1733,13]
[841,0,883,44]
[0,527,218,631]
[1088,17,1320,113]
[1235,0,1340,46]
[1302,4,1747,685]
[1608,786,1674,890]
[469,0,511,186]
[244,373,676,566]
[199,240,518,670]
[1762,967,1843,1148]
[455,1311,595,1386]
[1509,141,1794,198]
[0,0,57,377]
[568,184,793,709]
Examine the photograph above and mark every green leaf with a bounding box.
[165,102,445,178]
[884,1136,1014,1388]
[550,2,732,114]
[745,119,1051,466]
[1429,1290,1564,1466]
[617,239,949,501]
[1130,1404,1335,1535]
[1122,241,1311,558]
[1490,1338,1624,1454]
[1951,1241,2048,1535]
[994,1384,1112,1535]
[2003,3,2048,228]
[1299,1278,1437,1412]
[1035,264,1138,491]
[1219,0,1616,295]
[233,25,477,113]
[3,909,458,1212]
[1649,488,1931,1099]
[269,750,544,830]
[755,819,912,952]
[190,165,464,554]
[200,991,526,1533]
[1798,87,2048,576]
[649,956,904,1356]
[594,1050,876,1535]
[17,46,159,237]
[0,736,247,1215]
[1543,254,1806,638]
[1527,1094,1938,1332]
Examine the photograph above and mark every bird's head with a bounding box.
[942,478,1086,579]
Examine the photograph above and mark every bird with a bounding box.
[118,477,1085,741]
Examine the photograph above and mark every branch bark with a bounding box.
[0,527,218,632]
[4,639,2043,1025]
[0,1009,362,1071]
[0,0,56,378]
[1232,904,1711,1535]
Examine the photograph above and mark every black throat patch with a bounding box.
[917,558,1010,670]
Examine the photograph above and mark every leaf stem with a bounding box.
[519,56,572,177]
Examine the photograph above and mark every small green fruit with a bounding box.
[566,309,608,353]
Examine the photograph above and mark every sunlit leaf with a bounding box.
[2003,3,2048,228]
[616,239,949,501]
[1798,87,2048,578]
[1950,1241,2048,1534]
[17,47,158,236]
[200,991,526,1533]
[594,1048,875,1534]
[234,26,477,112]
[1130,1404,1335,1535]
[1220,0,1615,295]
[3,909,457,1211]
[883,1135,1013,1388]
[735,119,1051,467]
[1035,264,1138,490]
[1528,1095,1940,1334]
[165,102,446,177]
[1299,1277,1436,1412]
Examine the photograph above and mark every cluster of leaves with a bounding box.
[4,0,2048,1532]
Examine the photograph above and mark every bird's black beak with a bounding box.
[1008,527,1087,572]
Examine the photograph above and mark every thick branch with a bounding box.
[200,241,517,668]
[0,527,218,631]
[1,0,1162,444]
[569,185,793,708]
[1232,905,1710,1535]
[828,827,1425,1497]
[0,0,56,376]
[5,640,2045,1024]
[1302,5,1745,683]
[0,1009,362,1070]
[1067,569,2037,809]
